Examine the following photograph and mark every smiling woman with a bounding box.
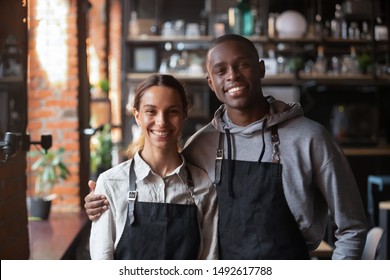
[127,75,188,161]
[89,73,218,260]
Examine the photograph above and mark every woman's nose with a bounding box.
[155,113,166,126]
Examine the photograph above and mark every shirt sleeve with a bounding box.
[194,170,219,260]
[89,173,116,260]
[316,147,368,260]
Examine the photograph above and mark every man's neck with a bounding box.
[226,99,269,127]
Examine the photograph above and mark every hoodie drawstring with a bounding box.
[258,118,267,164]
[223,118,272,197]
[225,129,234,197]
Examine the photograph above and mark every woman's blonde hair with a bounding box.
[125,74,189,159]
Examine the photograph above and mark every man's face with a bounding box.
[206,40,265,111]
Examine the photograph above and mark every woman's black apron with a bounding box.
[114,161,201,259]
[215,124,310,259]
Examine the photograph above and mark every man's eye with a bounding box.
[215,68,225,75]
[239,62,251,68]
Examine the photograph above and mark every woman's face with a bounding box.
[133,85,185,152]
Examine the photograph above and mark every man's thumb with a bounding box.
[88,180,96,191]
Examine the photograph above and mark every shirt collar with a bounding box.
[133,151,187,184]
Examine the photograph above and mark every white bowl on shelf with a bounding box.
[275,10,307,39]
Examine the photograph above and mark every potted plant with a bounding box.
[90,124,112,180]
[90,78,111,128]
[27,147,70,220]
[98,78,109,96]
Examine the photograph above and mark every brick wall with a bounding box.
[26,0,121,211]
[88,0,108,86]
[27,0,80,212]
[108,0,122,142]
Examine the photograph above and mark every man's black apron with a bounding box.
[215,124,310,259]
[114,161,201,259]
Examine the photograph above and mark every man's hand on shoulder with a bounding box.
[84,180,108,221]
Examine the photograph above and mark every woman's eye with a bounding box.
[169,109,180,114]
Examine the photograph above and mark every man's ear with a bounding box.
[259,60,265,79]
[206,75,215,92]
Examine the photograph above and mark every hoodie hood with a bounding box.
[211,96,304,135]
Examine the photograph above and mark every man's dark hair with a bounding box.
[207,34,259,61]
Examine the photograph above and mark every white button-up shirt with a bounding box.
[89,152,218,259]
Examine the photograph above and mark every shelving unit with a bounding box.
[117,0,390,205]
[120,0,389,152]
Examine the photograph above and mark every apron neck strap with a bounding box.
[271,125,280,163]
[214,133,224,185]
[214,123,280,186]
[128,160,137,225]
[184,164,195,204]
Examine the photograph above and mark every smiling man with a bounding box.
[182,34,367,260]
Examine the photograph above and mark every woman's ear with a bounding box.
[133,108,140,125]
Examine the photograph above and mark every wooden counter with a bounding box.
[310,241,334,259]
[28,211,89,260]
[379,201,390,259]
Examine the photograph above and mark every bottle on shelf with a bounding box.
[267,13,277,38]
[348,22,360,40]
[361,21,371,40]
[341,46,359,75]
[199,9,208,36]
[340,11,348,39]
[374,17,389,41]
[314,14,323,39]
[331,3,347,39]
[331,4,342,38]
[314,45,327,75]
[228,0,254,36]
[252,8,264,36]
[128,11,139,37]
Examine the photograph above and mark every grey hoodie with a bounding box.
[183,97,367,260]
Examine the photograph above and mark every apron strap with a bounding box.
[271,125,280,163]
[184,164,195,205]
[214,123,280,183]
[128,158,197,224]
[128,160,137,225]
[214,132,224,185]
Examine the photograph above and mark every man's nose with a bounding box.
[227,66,240,80]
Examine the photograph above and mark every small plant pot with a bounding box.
[27,197,52,220]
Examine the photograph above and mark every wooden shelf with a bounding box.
[0,76,23,83]
[127,72,207,83]
[343,146,390,156]
[125,35,385,45]
[126,35,213,43]
[127,72,390,87]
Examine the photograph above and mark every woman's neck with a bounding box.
[139,147,182,177]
